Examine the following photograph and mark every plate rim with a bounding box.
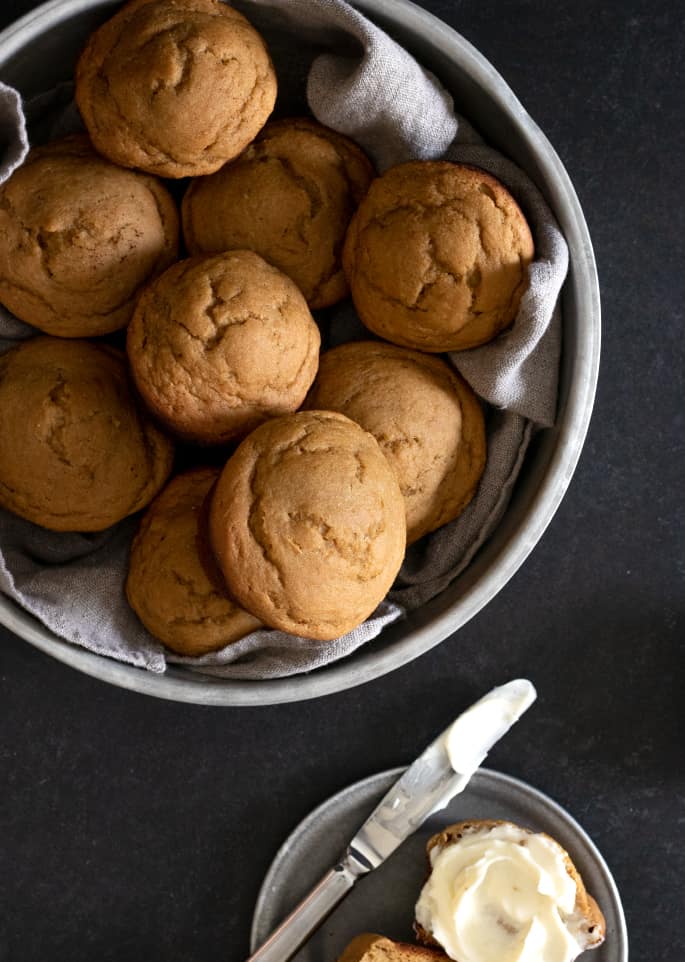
[250,766,628,960]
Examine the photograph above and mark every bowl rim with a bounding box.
[0,0,600,707]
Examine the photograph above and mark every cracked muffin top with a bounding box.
[75,0,277,178]
[126,250,321,445]
[209,410,406,640]
[305,341,486,543]
[343,160,535,352]
[0,337,174,531]
[0,135,179,338]
[126,467,261,655]
[181,117,375,308]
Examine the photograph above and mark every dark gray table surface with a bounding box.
[0,1,682,960]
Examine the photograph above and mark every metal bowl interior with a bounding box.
[0,0,600,706]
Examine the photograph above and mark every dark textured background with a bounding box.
[0,1,683,960]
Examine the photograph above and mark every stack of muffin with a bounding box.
[0,0,535,657]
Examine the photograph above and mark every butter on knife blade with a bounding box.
[247,678,536,962]
[445,677,537,775]
[350,678,537,866]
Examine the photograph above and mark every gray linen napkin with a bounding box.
[0,82,27,178]
[0,0,567,679]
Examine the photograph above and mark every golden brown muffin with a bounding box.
[337,935,449,962]
[182,117,375,307]
[209,410,406,640]
[343,161,535,352]
[75,0,277,178]
[0,337,174,531]
[0,135,179,337]
[126,251,321,445]
[126,467,261,655]
[415,820,606,960]
[305,342,486,543]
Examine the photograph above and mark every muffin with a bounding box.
[182,117,375,307]
[126,251,321,445]
[75,0,277,178]
[209,411,406,640]
[415,820,606,962]
[343,161,535,351]
[0,337,174,531]
[337,936,448,962]
[305,342,486,542]
[0,135,179,337]
[126,468,261,655]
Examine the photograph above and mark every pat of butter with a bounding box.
[415,823,583,962]
[444,679,537,775]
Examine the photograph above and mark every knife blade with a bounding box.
[247,678,536,962]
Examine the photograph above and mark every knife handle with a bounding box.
[247,853,365,962]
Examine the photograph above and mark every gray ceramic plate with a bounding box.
[251,767,628,961]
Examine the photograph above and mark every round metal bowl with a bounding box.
[0,0,600,706]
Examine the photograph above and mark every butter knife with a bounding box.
[247,678,536,962]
